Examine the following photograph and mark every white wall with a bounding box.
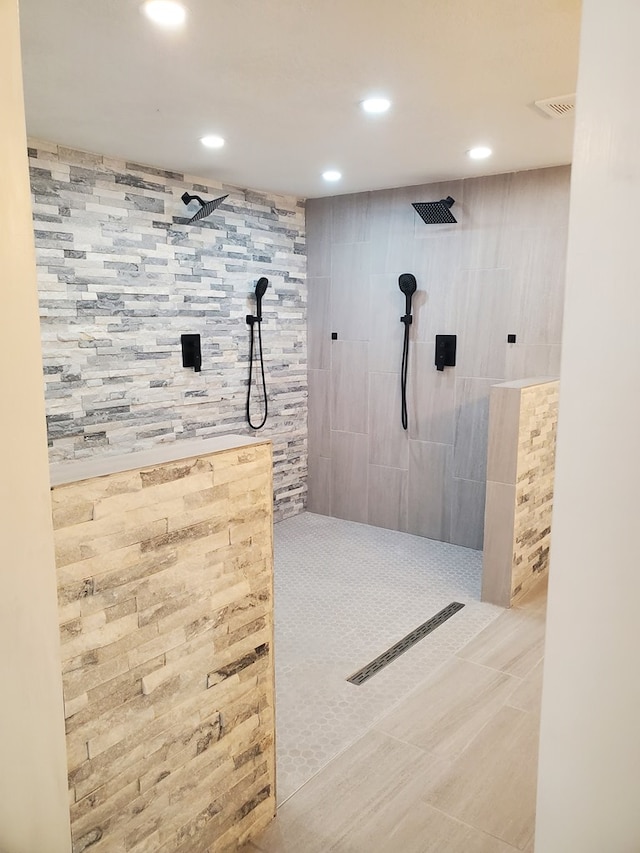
[0,1,71,850]
[535,0,640,849]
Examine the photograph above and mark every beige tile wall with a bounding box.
[482,379,559,606]
[306,166,569,548]
[51,442,275,853]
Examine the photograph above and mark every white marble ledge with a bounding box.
[49,435,270,488]
[491,376,559,391]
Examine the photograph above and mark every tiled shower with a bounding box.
[32,145,569,548]
[306,165,569,548]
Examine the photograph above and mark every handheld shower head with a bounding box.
[398,273,418,431]
[181,192,229,224]
[398,272,417,316]
[255,277,269,321]
[412,196,457,225]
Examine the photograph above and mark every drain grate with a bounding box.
[346,602,465,686]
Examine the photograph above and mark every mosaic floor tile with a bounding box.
[273,512,501,803]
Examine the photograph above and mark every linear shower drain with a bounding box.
[346,601,465,686]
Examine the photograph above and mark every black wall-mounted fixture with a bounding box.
[398,273,418,430]
[181,333,202,372]
[181,192,228,225]
[412,196,457,225]
[507,333,517,343]
[435,335,457,371]
[246,277,269,430]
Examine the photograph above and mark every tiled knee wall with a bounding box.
[29,140,306,520]
[52,443,275,853]
[482,378,559,607]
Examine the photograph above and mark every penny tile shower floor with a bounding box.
[273,512,501,803]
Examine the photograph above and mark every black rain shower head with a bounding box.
[181,191,229,224]
[412,196,457,225]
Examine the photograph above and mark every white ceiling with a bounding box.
[19,0,581,199]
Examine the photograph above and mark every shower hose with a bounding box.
[400,316,411,430]
[246,316,268,430]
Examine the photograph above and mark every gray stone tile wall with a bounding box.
[28,140,307,520]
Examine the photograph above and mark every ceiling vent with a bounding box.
[534,93,576,118]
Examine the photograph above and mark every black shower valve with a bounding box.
[435,334,457,371]
[181,333,202,372]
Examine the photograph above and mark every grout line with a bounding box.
[423,801,526,851]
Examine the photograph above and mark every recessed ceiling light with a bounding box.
[142,1,186,28]
[200,135,225,149]
[322,170,342,182]
[362,97,391,114]
[468,146,492,160]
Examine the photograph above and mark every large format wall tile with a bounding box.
[506,165,571,229]
[306,167,570,545]
[450,477,487,550]
[368,465,408,531]
[30,142,307,521]
[412,234,459,343]
[369,372,409,469]
[408,342,456,444]
[407,440,452,541]
[509,227,568,345]
[482,481,517,606]
[453,378,496,482]
[369,274,405,374]
[504,343,562,382]
[308,369,331,457]
[368,185,420,275]
[307,454,331,516]
[306,197,332,276]
[332,192,372,244]
[455,268,511,380]
[307,277,331,370]
[331,242,371,341]
[331,432,368,523]
[331,341,368,434]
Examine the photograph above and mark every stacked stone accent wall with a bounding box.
[29,139,306,520]
[482,378,559,607]
[51,441,275,853]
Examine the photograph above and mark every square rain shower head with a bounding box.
[412,197,457,224]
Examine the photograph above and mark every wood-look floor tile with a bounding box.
[424,705,539,849]
[457,610,545,679]
[375,657,520,759]
[250,729,448,852]
[340,802,520,853]
[514,576,549,619]
[506,658,544,715]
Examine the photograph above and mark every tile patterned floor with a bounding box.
[273,512,502,802]
[244,571,547,853]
